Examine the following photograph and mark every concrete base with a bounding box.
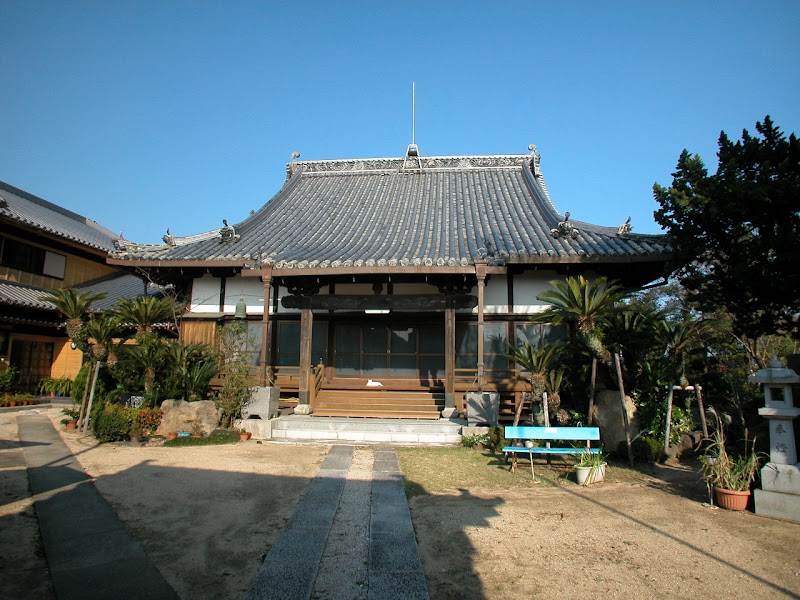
[294,403,313,415]
[237,418,273,440]
[243,387,280,420]
[271,415,464,445]
[755,488,800,523]
[466,392,500,426]
[761,462,800,495]
[441,407,458,419]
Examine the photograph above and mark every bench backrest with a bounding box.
[504,426,600,441]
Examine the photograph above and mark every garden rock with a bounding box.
[591,390,639,451]
[156,400,219,436]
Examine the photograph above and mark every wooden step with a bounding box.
[312,408,441,419]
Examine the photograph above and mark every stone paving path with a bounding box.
[244,445,429,600]
[17,414,178,600]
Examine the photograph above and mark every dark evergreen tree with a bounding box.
[653,116,800,339]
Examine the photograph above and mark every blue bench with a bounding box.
[502,426,601,480]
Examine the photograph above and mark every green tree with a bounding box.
[40,288,107,347]
[113,296,181,336]
[653,116,800,342]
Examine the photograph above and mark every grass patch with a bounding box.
[397,447,653,497]
[162,430,240,447]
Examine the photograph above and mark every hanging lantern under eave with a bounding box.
[235,297,248,319]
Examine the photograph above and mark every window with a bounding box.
[0,236,66,279]
[455,322,509,373]
[333,323,444,377]
[275,321,328,366]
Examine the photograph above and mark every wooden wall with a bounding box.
[181,320,217,347]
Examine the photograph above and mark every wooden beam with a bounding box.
[476,264,486,390]
[298,307,313,406]
[260,266,273,386]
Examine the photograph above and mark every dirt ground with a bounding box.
[2,407,799,600]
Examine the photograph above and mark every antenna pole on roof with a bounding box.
[412,81,416,145]
[405,82,420,161]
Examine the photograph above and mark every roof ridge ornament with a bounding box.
[617,216,633,237]
[163,228,176,246]
[219,219,240,244]
[551,211,579,239]
[528,144,542,177]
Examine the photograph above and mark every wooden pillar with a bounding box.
[260,266,273,386]
[444,297,456,415]
[476,264,487,391]
[298,302,313,409]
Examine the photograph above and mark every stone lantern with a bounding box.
[751,357,800,522]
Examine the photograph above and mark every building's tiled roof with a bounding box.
[110,151,668,268]
[0,274,161,313]
[0,181,123,252]
[0,281,55,310]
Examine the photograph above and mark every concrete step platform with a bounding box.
[270,415,464,445]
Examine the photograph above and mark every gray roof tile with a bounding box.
[111,153,668,267]
[0,181,122,252]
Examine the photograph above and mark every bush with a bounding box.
[93,406,131,442]
[461,433,489,448]
[618,436,664,463]
[485,426,507,452]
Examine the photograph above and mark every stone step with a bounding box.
[313,409,440,419]
[269,415,464,445]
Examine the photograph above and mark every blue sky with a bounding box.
[2,2,798,244]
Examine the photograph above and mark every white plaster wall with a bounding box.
[189,275,221,313]
[512,272,558,314]
[276,285,299,314]
[223,276,267,315]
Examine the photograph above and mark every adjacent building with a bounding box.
[0,181,153,391]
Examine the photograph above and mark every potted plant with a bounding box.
[61,406,80,430]
[574,449,607,486]
[0,365,17,398]
[700,424,763,511]
[239,428,252,441]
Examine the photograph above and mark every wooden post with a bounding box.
[614,352,634,467]
[81,361,101,436]
[298,304,313,407]
[695,385,709,438]
[664,384,675,455]
[260,266,273,386]
[444,301,456,414]
[476,264,486,391]
[587,357,597,426]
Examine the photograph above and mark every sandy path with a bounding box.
[2,407,799,600]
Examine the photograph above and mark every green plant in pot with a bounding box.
[0,365,18,396]
[574,449,606,486]
[699,422,763,511]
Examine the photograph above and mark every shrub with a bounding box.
[461,433,489,448]
[485,426,507,452]
[93,406,131,442]
[618,436,664,463]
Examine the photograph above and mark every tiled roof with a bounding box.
[0,281,55,310]
[0,181,123,252]
[0,274,160,313]
[110,151,668,268]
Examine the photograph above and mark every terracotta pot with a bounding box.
[714,487,751,511]
[167,432,178,440]
[191,432,202,438]
[239,432,249,441]
[65,420,77,431]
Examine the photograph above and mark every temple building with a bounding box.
[109,145,668,419]
[0,181,157,391]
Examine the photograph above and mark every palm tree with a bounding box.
[83,314,122,362]
[122,336,168,400]
[114,296,180,336]
[40,288,107,342]
[532,275,628,356]
[505,340,564,424]
[658,317,712,450]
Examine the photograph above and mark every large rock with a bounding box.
[591,389,640,451]
[156,399,220,436]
